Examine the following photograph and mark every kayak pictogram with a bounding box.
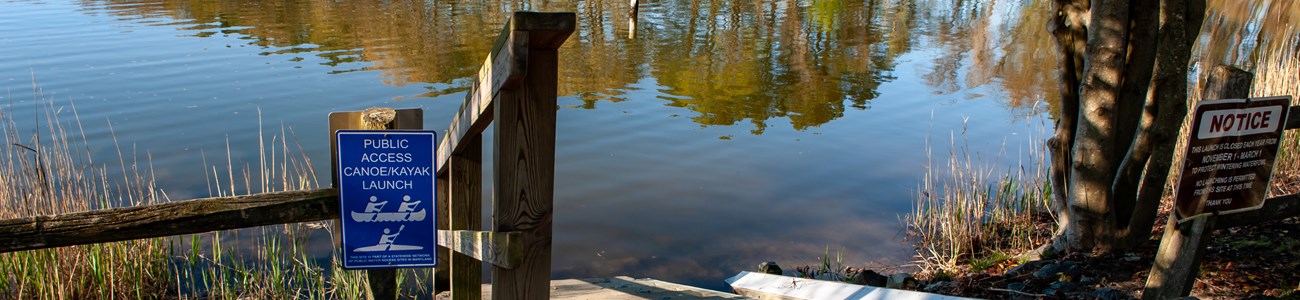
[354,225,423,252]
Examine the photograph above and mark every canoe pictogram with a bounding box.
[351,195,425,222]
[350,209,426,222]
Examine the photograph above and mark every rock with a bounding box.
[1045,281,1078,295]
[1093,287,1129,300]
[1032,261,1080,280]
[1006,282,1027,291]
[924,281,956,292]
[1004,282,1034,300]
[851,269,887,287]
[1005,260,1050,276]
[758,261,782,275]
[886,273,918,289]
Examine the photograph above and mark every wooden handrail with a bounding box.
[436,12,577,176]
[433,11,575,300]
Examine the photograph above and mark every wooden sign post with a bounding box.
[1144,66,1261,299]
[330,107,425,300]
[1172,95,1290,221]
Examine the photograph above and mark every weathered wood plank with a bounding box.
[1285,106,1300,130]
[435,12,578,176]
[492,29,566,300]
[1143,214,1214,300]
[1214,193,1300,229]
[0,189,338,253]
[436,24,525,176]
[511,12,580,49]
[437,172,452,290]
[449,135,483,300]
[367,269,398,300]
[436,230,521,270]
[1201,65,1253,101]
[329,108,424,187]
[1144,65,1251,299]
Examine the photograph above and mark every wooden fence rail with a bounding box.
[0,189,337,252]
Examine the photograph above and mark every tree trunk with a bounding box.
[1048,0,1089,250]
[1117,0,1205,248]
[1109,0,1160,225]
[1049,0,1206,253]
[1067,0,1130,252]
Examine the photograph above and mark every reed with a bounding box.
[0,88,172,299]
[905,121,1055,276]
[1252,41,1300,195]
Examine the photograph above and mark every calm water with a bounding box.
[1,0,1292,292]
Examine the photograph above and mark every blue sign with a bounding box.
[335,130,437,269]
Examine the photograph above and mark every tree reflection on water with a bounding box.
[88,0,1296,130]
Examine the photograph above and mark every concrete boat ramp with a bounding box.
[436,276,746,299]
[437,273,976,299]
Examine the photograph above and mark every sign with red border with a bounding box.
[1173,96,1291,221]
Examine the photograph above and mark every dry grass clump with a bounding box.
[1253,43,1300,196]
[0,89,173,299]
[905,123,1055,277]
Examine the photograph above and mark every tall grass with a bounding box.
[905,122,1055,276]
[0,87,173,298]
[1252,43,1300,196]
[0,88,438,298]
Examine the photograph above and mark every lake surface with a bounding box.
[1,0,1292,292]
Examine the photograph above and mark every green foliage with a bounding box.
[968,252,1010,272]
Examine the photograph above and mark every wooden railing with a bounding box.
[0,11,574,300]
[432,11,575,300]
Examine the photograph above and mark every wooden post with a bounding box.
[1142,65,1252,299]
[628,0,639,39]
[359,108,398,300]
[328,107,423,300]
[491,12,574,299]
[1143,214,1215,299]
[449,135,483,299]
[328,108,424,188]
